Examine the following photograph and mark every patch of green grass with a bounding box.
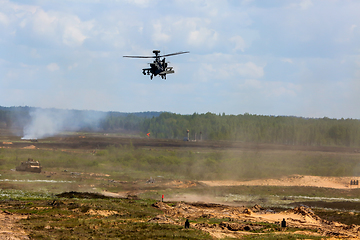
[1,197,210,240]
[164,184,360,201]
[2,143,360,184]
[315,209,360,225]
[0,189,54,200]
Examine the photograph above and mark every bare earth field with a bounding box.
[1,133,360,239]
[200,175,360,189]
[0,210,29,240]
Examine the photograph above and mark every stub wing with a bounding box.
[142,68,151,75]
[160,67,175,75]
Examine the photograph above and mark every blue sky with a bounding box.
[1,0,359,118]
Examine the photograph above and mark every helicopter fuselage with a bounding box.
[142,57,174,80]
[123,50,188,80]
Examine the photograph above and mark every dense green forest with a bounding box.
[1,106,360,147]
[139,112,360,147]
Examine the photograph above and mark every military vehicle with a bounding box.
[16,158,42,173]
[123,50,189,80]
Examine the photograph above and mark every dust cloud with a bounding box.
[21,108,106,139]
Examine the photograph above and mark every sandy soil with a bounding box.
[200,175,360,189]
[152,201,360,239]
[0,210,29,240]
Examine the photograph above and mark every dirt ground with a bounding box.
[0,210,29,240]
[2,135,360,239]
[151,201,360,239]
[102,174,360,239]
[2,197,360,239]
[200,175,360,190]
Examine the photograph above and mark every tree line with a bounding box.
[138,112,360,147]
[1,106,360,147]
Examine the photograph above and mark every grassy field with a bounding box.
[1,138,360,179]
[1,134,360,239]
[0,193,210,239]
[0,192,328,240]
[1,139,360,195]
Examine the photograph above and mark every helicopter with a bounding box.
[123,50,189,80]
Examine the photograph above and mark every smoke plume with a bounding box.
[22,108,106,139]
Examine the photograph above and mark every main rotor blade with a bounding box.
[123,51,189,58]
[160,51,190,57]
[123,55,156,58]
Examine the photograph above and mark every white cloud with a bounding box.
[270,85,297,97]
[356,60,360,78]
[288,0,313,10]
[241,0,254,5]
[350,24,357,32]
[230,36,246,52]
[0,12,9,26]
[63,25,87,46]
[243,79,261,89]
[195,63,216,82]
[32,8,57,35]
[47,63,59,71]
[152,22,171,45]
[299,0,313,10]
[0,2,37,30]
[19,18,27,28]
[30,49,40,58]
[195,60,264,81]
[282,58,293,64]
[68,63,78,70]
[238,80,301,98]
[125,0,152,7]
[6,70,18,79]
[235,62,264,78]
[173,0,229,18]
[10,2,37,14]
[63,16,94,47]
[188,27,218,47]
[1,2,92,47]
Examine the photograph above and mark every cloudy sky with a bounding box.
[1,0,359,119]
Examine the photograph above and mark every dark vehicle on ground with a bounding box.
[16,158,42,173]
